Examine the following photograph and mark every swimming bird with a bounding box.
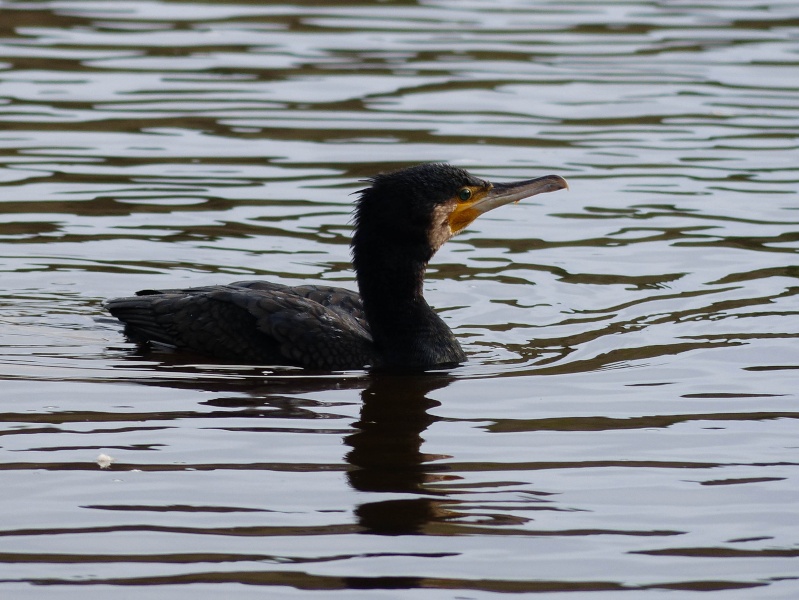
[106,163,567,370]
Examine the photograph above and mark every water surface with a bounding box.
[1,0,798,597]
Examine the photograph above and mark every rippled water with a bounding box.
[1,0,798,597]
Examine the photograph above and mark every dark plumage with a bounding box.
[106,163,567,370]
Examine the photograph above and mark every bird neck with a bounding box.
[356,252,427,321]
[352,236,465,369]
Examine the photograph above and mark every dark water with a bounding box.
[1,1,798,597]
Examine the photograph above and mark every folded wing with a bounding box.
[105,282,374,370]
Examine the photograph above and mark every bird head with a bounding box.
[352,163,568,261]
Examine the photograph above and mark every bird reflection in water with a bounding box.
[345,373,460,535]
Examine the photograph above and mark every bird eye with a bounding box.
[458,188,472,202]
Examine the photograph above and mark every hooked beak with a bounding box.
[449,174,568,234]
[478,174,569,213]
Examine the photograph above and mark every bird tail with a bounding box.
[105,295,178,347]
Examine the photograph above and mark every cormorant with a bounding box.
[106,163,567,370]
